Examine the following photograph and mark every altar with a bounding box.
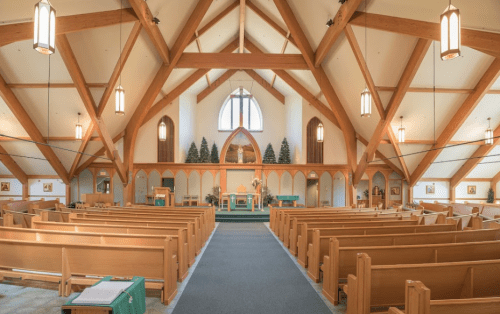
[220,185,261,212]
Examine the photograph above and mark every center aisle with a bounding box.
[172,223,332,314]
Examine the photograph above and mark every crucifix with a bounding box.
[230,87,253,129]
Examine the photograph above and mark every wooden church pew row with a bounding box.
[0,237,178,304]
[75,208,214,239]
[66,216,205,255]
[0,226,190,282]
[109,205,216,225]
[27,199,60,214]
[322,230,500,305]
[270,206,379,234]
[294,218,425,262]
[68,213,207,248]
[1,210,35,228]
[284,211,423,249]
[418,202,453,214]
[311,222,498,283]
[31,218,197,266]
[388,280,500,314]
[344,254,500,314]
[272,207,380,235]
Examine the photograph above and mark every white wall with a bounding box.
[302,99,347,164]
[285,94,303,163]
[179,94,197,163]
[413,181,450,202]
[195,71,285,162]
[0,178,23,200]
[28,178,66,204]
[455,181,490,201]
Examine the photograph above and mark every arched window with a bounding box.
[307,117,323,164]
[219,88,263,131]
[158,115,174,162]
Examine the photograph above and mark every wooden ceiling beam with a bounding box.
[314,0,363,67]
[128,0,170,64]
[0,73,70,184]
[68,125,95,179]
[0,144,28,185]
[353,38,432,186]
[0,136,102,142]
[73,131,125,177]
[273,0,358,171]
[380,139,481,145]
[410,58,500,186]
[189,1,239,45]
[243,69,285,104]
[56,34,127,184]
[357,134,406,179]
[345,24,408,181]
[246,0,297,48]
[175,52,308,69]
[240,0,246,53]
[194,31,212,86]
[271,32,291,87]
[0,9,137,47]
[123,0,214,172]
[197,69,238,103]
[377,86,500,95]
[7,83,107,88]
[349,12,500,59]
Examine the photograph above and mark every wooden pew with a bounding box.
[285,211,422,250]
[31,218,197,267]
[344,253,500,313]
[388,280,500,314]
[322,228,500,305]
[295,218,423,264]
[28,199,60,214]
[0,226,190,282]
[0,237,178,304]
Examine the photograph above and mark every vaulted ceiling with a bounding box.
[0,0,500,188]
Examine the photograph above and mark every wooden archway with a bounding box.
[219,127,262,164]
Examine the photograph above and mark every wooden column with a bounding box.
[368,173,373,208]
[384,173,390,209]
[65,184,71,206]
[450,186,456,203]
[22,184,28,200]
[408,185,413,204]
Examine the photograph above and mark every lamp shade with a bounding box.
[440,4,461,60]
[75,123,82,140]
[159,121,167,141]
[398,126,405,143]
[485,128,494,145]
[34,0,56,55]
[115,85,125,115]
[317,122,324,142]
[361,87,372,117]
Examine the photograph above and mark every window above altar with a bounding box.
[218,88,263,132]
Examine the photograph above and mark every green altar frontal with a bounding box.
[62,276,146,314]
[276,195,299,207]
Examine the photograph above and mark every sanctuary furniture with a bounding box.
[62,276,146,314]
[81,194,114,207]
[276,195,300,207]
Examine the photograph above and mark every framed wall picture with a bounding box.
[1,182,10,192]
[426,185,435,194]
[467,185,476,195]
[390,187,400,195]
[43,183,53,193]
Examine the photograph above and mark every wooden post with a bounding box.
[356,253,372,314]
[22,183,28,200]
[65,184,71,206]
[450,186,456,203]
[368,174,373,208]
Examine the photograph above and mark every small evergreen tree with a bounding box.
[199,137,211,163]
[211,143,220,163]
[278,137,291,164]
[488,188,495,203]
[185,142,199,163]
[262,143,276,164]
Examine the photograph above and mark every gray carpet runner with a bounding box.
[172,223,332,314]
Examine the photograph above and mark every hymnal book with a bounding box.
[72,281,134,305]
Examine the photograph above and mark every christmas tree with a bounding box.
[263,143,276,164]
[488,188,495,203]
[199,137,211,163]
[211,143,220,163]
[278,137,291,164]
[185,142,199,163]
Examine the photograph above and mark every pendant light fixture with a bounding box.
[360,0,371,117]
[159,118,167,142]
[317,122,324,143]
[440,0,461,60]
[398,116,405,143]
[115,0,125,115]
[33,0,56,55]
[75,112,82,140]
[485,117,493,145]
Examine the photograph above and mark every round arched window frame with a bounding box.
[218,88,263,132]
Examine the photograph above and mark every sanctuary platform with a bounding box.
[215,208,270,223]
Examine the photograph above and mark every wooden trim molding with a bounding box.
[219,127,262,164]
